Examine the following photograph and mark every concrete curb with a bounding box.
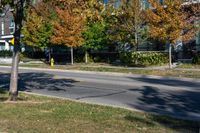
[21,91,142,113]
[21,91,200,121]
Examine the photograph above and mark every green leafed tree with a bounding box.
[22,1,59,63]
[105,0,144,50]
[22,9,53,49]
[82,21,108,63]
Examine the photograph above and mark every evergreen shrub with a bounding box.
[120,51,168,66]
[0,50,12,57]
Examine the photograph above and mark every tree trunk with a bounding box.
[48,48,52,64]
[71,47,73,65]
[9,0,24,101]
[85,50,88,63]
[169,43,172,69]
[9,48,20,101]
[135,31,138,51]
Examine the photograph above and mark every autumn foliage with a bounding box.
[145,0,189,44]
[50,1,85,47]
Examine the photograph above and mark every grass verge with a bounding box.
[0,91,199,133]
[176,64,200,69]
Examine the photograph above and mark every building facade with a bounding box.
[0,0,40,51]
[0,5,15,51]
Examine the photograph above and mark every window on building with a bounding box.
[0,43,5,50]
[1,21,4,35]
[114,0,120,8]
[9,18,15,34]
[142,0,150,9]
[160,0,164,4]
[103,0,109,4]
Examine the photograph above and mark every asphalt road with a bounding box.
[0,66,200,121]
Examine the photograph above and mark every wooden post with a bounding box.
[71,47,73,65]
[169,43,172,69]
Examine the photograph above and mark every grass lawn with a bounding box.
[176,63,200,69]
[66,66,200,79]
[0,90,199,133]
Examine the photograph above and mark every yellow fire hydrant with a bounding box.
[50,58,54,67]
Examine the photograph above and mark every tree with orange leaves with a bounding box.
[50,0,85,64]
[145,0,195,68]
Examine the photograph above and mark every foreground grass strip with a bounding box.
[0,91,199,133]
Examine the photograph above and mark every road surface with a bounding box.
[0,66,200,121]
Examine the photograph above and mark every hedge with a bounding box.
[120,51,168,66]
[0,50,12,57]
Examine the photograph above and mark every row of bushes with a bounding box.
[74,52,119,63]
[119,51,169,66]
[0,50,12,57]
[73,51,169,66]
[0,50,169,66]
[7,50,200,66]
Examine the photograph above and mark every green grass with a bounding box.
[66,66,200,78]
[1,63,200,79]
[0,91,199,133]
[177,63,200,69]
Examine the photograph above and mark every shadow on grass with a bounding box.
[125,113,200,133]
[0,96,29,102]
[0,89,8,102]
[125,114,155,126]
[0,89,30,102]
[0,90,6,94]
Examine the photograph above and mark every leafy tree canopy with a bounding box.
[22,8,53,48]
[82,21,108,49]
[145,0,195,44]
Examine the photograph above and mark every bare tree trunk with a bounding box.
[135,31,138,51]
[48,48,52,64]
[169,43,172,69]
[134,30,139,65]
[71,47,73,65]
[134,0,140,51]
[9,0,24,101]
[9,48,20,101]
[85,50,88,63]
[48,48,51,64]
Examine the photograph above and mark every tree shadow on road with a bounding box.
[0,72,78,93]
[127,86,200,121]
[126,85,200,132]
[128,76,200,89]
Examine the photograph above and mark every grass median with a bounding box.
[0,90,199,133]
